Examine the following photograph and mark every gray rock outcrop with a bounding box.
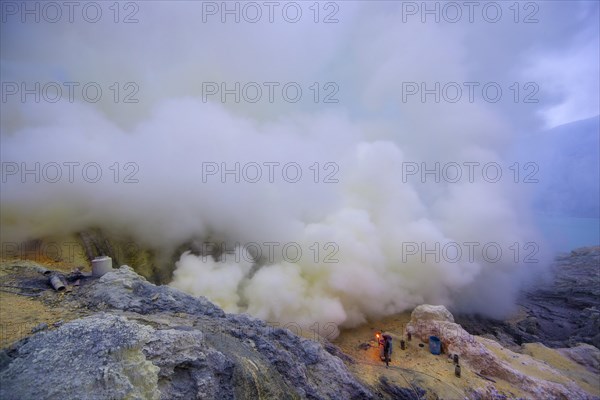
[456,247,600,350]
[0,266,373,400]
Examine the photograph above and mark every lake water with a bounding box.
[535,215,600,253]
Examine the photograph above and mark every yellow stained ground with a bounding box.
[1,254,598,399]
[333,313,599,399]
[0,255,87,348]
[333,313,485,399]
[0,291,79,347]
[520,342,599,396]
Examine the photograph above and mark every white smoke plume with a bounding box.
[1,2,598,334]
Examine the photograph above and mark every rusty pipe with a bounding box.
[49,274,65,292]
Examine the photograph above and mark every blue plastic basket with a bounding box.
[429,336,441,355]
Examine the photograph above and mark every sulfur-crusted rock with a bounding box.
[558,343,600,374]
[409,304,455,324]
[406,304,595,400]
[0,314,160,400]
[0,266,373,400]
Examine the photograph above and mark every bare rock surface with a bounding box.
[456,247,600,350]
[1,259,598,399]
[409,304,455,324]
[407,304,596,400]
[558,343,600,374]
[0,266,373,400]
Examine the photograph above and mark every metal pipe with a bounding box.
[49,274,65,291]
[35,266,52,276]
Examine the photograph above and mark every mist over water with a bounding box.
[1,2,598,333]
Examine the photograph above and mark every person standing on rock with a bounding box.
[380,333,393,367]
